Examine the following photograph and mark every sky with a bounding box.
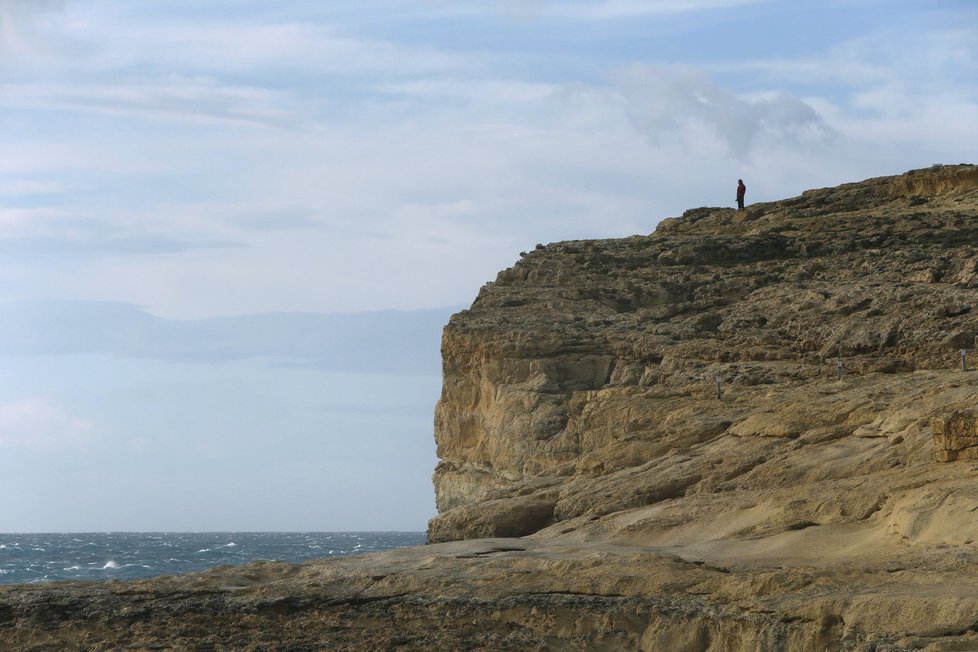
[1,0,975,531]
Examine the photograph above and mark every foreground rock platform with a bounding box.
[5,164,978,651]
[5,533,978,650]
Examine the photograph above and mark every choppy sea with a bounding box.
[0,532,426,584]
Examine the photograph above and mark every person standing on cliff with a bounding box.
[736,179,746,210]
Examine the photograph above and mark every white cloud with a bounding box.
[614,64,832,159]
[711,26,978,168]
[0,398,93,449]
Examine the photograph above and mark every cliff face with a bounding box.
[7,165,978,651]
[430,164,978,547]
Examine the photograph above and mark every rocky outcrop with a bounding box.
[6,537,978,651]
[5,164,978,651]
[430,163,978,543]
[933,409,978,461]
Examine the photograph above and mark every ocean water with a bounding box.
[0,532,426,585]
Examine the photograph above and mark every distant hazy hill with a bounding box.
[0,301,455,375]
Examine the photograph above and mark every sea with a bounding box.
[0,532,426,585]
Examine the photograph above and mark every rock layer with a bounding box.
[932,409,978,461]
[431,163,978,543]
[4,165,978,651]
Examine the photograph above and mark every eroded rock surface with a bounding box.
[5,164,978,651]
[432,164,978,543]
[933,409,978,462]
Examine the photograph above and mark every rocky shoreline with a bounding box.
[5,534,978,650]
[5,165,978,651]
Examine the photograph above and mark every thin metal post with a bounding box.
[962,349,968,372]
[715,373,722,400]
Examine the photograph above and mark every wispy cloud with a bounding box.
[129,23,466,77]
[0,78,304,128]
[478,0,774,21]
[709,26,978,100]
[375,78,559,104]
[18,8,473,79]
[231,209,323,232]
[543,0,775,19]
[0,233,244,258]
[0,179,72,196]
[0,206,70,227]
[0,210,244,258]
[0,398,92,449]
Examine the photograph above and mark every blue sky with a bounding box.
[1,0,975,531]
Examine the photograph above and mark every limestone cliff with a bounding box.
[430,163,978,545]
[6,165,978,651]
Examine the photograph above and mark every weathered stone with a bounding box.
[933,409,978,461]
[432,165,978,544]
[7,165,978,650]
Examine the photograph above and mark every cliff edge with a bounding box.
[5,165,978,651]
[431,163,978,544]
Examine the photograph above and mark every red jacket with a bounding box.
[737,182,746,199]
